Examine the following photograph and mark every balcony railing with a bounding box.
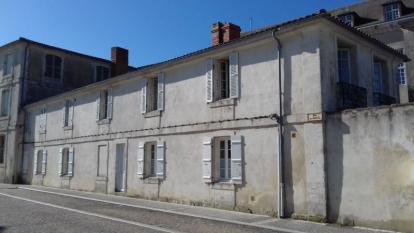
[373,92,396,106]
[336,82,367,111]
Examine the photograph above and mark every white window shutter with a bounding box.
[157,72,165,111]
[229,52,239,99]
[58,148,63,176]
[68,101,74,127]
[33,150,38,175]
[141,80,147,114]
[231,135,243,184]
[202,137,213,183]
[62,103,66,127]
[68,147,74,177]
[107,88,113,119]
[41,150,47,175]
[206,59,214,103]
[96,92,101,120]
[156,141,165,179]
[137,142,145,178]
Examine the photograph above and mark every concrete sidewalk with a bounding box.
[0,184,397,233]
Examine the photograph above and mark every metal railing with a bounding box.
[336,82,367,111]
[373,92,396,106]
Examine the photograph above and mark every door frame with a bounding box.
[114,140,128,193]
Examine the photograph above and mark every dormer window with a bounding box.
[339,14,354,27]
[384,2,401,21]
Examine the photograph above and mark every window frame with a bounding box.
[43,54,63,81]
[384,3,401,21]
[94,65,111,82]
[146,77,159,113]
[0,135,4,164]
[3,54,13,77]
[0,89,10,117]
[339,14,354,27]
[99,90,108,120]
[63,99,73,127]
[144,141,157,178]
[61,148,70,176]
[398,62,407,85]
[215,58,230,101]
[213,136,232,182]
[337,48,352,83]
[36,150,43,175]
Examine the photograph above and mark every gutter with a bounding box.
[272,28,284,219]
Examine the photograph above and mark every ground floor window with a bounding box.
[214,137,231,180]
[61,148,69,176]
[36,150,43,175]
[145,142,157,177]
[0,135,4,164]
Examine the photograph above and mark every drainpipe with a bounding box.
[272,28,284,219]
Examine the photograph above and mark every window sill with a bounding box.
[63,125,73,131]
[38,131,46,135]
[1,74,12,80]
[143,110,161,118]
[208,98,235,108]
[97,118,111,125]
[0,164,5,168]
[143,176,160,184]
[211,181,236,190]
[60,175,72,180]
[0,115,9,121]
[96,176,107,181]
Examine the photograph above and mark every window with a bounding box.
[137,141,165,179]
[0,135,4,164]
[398,63,407,85]
[0,89,10,117]
[44,54,62,79]
[36,150,43,175]
[147,77,158,112]
[63,100,73,127]
[215,137,231,180]
[202,136,243,184]
[39,107,47,133]
[145,142,157,177]
[339,14,354,27]
[59,147,74,177]
[97,145,108,177]
[99,90,108,120]
[141,73,164,114]
[384,3,401,21]
[61,148,69,176]
[95,65,110,82]
[337,48,351,83]
[3,54,13,76]
[373,57,387,93]
[206,52,239,103]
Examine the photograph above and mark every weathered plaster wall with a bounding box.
[326,104,414,232]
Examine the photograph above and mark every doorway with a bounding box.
[115,143,126,192]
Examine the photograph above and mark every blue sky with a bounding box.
[1,0,360,67]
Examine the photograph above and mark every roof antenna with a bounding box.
[249,17,253,31]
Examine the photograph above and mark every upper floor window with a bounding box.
[398,63,406,85]
[140,73,164,114]
[44,54,62,79]
[206,52,239,103]
[63,100,73,128]
[96,88,113,121]
[339,14,354,27]
[384,3,401,21]
[373,57,387,94]
[0,135,4,164]
[95,65,110,82]
[338,48,351,83]
[0,89,10,117]
[2,54,13,77]
[58,147,74,177]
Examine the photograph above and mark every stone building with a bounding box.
[330,0,414,102]
[20,10,413,232]
[0,37,133,183]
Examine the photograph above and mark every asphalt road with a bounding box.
[0,187,284,233]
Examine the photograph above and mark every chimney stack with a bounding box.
[211,22,241,46]
[111,47,129,76]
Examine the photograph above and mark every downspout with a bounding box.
[272,28,284,219]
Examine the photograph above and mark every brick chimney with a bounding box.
[111,47,129,76]
[211,22,241,46]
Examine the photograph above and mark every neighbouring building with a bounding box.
[0,37,134,183]
[19,10,414,233]
[330,0,414,102]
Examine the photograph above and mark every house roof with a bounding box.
[23,10,409,109]
[0,37,136,70]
